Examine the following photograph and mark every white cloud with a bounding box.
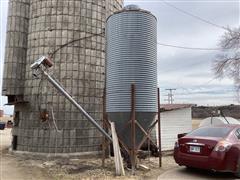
[124,0,239,105]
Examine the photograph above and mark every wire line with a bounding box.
[162,0,228,31]
[157,42,223,50]
[49,32,104,58]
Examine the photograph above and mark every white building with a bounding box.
[152,104,193,151]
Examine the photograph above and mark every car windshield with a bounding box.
[187,127,232,138]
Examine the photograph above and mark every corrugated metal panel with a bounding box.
[106,8,157,113]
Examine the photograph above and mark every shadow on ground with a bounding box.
[182,167,236,179]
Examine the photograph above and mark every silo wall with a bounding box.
[2,0,30,96]
[7,0,123,154]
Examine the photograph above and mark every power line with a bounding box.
[174,78,217,89]
[157,42,224,51]
[162,0,228,31]
[158,59,212,73]
[162,78,234,95]
[165,88,176,104]
[157,1,235,51]
[175,88,235,95]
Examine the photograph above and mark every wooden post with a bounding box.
[102,89,107,167]
[131,84,136,174]
[157,88,162,167]
[111,122,125,176]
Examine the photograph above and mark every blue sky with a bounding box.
[0,0,240,114]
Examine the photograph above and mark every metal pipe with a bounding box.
[157,88,162,167]
[131,84,136,174]
[41,70,112,142]
[220,110,230,124]
[102,88,109,167]
[136,120,158,150]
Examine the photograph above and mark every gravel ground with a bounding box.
[41,155,177,180]
[1,128,177,180]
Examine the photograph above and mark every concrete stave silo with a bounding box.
[3,0,123,154]
[2,0,30,98]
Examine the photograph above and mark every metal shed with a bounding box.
[152,104,193,151]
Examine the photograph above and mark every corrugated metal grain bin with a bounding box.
[106,5,158,148]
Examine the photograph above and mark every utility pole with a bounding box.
[165,88,176,104]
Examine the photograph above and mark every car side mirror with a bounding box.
[178,133,187,139]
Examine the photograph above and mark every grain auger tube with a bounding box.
[30,56,112,142]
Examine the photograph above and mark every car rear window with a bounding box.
[187,127,232,138]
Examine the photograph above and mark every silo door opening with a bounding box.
[12,135,18,150]
[13,111,20,127]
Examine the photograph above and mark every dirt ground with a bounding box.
[0,129,52,180]
[0,118,203,180]
[0,128,177,180]
[41,154,177,180]
[0,115,13,123]
[192,118,203,130]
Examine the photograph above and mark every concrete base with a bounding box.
[9,148,101,158]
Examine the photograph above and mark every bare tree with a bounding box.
[213,27,240,102]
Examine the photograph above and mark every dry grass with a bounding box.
[192,118,203,130]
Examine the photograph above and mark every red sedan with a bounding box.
[174,125,240,177]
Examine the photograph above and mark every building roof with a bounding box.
[160,104,193,112]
